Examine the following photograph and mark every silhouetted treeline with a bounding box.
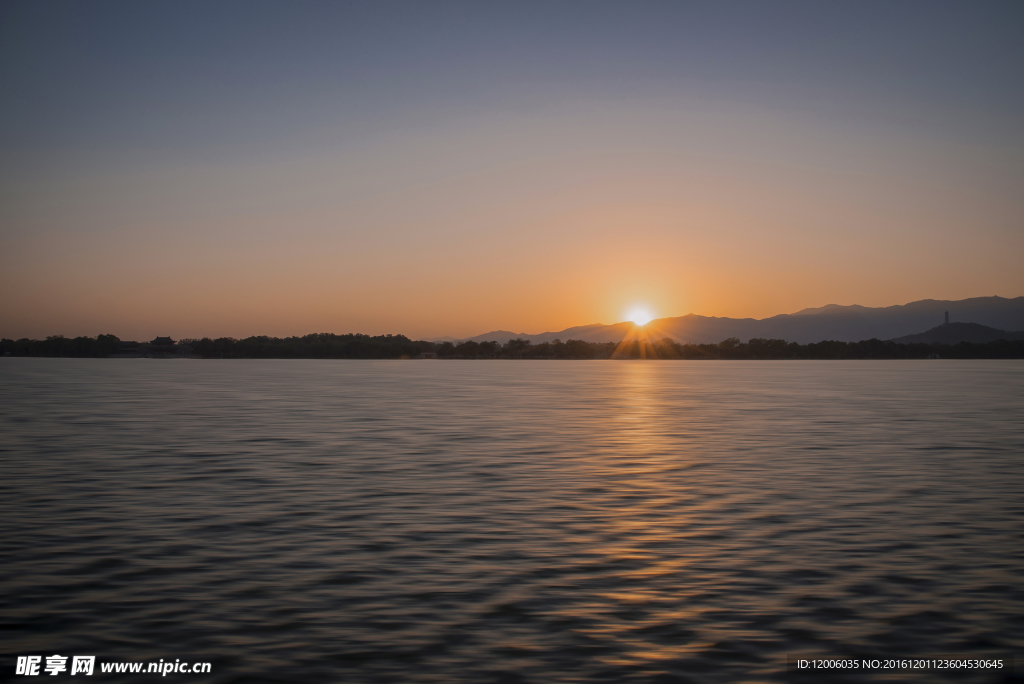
[189,333,434,359]
[438,338,619,359]
[615,336,1024,360]
[3,334,1024,359]
[0,334,122,357]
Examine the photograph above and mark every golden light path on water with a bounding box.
[584,364,704,666]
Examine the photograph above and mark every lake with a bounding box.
[1,359,1022,682]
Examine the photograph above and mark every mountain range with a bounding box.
[891,322,1024,345]
[448,296,1024,345]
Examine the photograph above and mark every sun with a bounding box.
[627,307,654,326]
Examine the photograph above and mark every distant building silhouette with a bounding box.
[944,311,949,325]
[146,336,177,357]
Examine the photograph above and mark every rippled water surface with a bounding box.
[2,359,1022,683]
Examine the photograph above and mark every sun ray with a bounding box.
[610,305,667,358]
[613,314,672,359]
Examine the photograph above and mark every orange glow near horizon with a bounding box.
[1,98,1021,342]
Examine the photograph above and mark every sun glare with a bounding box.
[627,307,654,326]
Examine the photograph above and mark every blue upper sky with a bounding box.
[4,1,1021,161]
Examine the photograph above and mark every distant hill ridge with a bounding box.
[453,296,1024,345]
[891,322,1024,345]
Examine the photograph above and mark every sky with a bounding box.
[1,0,1022,341]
